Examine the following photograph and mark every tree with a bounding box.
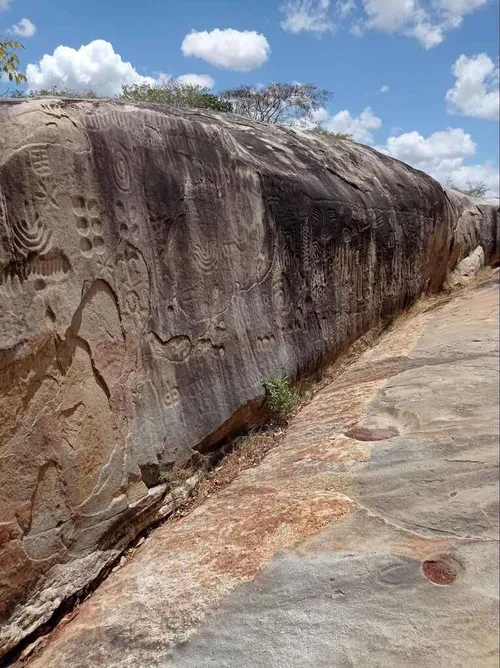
[458,181,488,199]
[446,179,488,199]
[0,39,26,85]
[29,87,99,98]
[120,81,233,112]
[307,125,352,140]
[220,83,331,125]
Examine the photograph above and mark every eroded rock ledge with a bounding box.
[0,98,497,657]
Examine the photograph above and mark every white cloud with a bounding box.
[0,0,11,11]
[26,40,155,96]
[363,0,417,31]
[176,73,214,89]
[25,42,214,96]
[337,0,357,18]
[181,29,270,71]
[446,53,499,120]
[363,0,490,47]
[383,127,476,162]
[435,0,488,20]
[361,1,446,48]
[11,17,36,37]
[281,0,333,33]
[280,0,489,48]
[443,161,499,195]
[280,0,358,33]
[309,106,382,142]
[379,127,499,196]
[410,18,444,48]
[379,84,389,93]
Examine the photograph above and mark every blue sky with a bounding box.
[1,0,499,194]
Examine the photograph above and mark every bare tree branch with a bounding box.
[221,83,332,125]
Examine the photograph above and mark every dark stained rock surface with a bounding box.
[0,98,497,657]
[26,277,499,668]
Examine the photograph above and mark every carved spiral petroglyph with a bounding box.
[112,148,132,192]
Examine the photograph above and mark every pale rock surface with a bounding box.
[0,98,497,656]
[446,244,485,289]
[26,277,499,668]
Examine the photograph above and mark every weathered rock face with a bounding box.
[24,276,500,668]
[0,98,497,657]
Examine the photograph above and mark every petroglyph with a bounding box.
[29,146,51,177]
[0,98,497,659]
[12,213,52,257]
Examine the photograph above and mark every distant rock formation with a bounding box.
[0,98,497,657]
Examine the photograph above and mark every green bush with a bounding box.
[307,125,352,140]
[263,377,300,419]
[120,82,232,112]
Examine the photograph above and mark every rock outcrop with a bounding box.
[25,275,500,668]
[0,98,497,657]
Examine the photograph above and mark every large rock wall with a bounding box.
[0,98,497,655]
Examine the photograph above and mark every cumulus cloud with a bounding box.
[176,73,214,89]
[383,127,476,162]
[326,107,382,142]
[379,84,389,93]
[26,41,216,96]
[280,0,489,48]
[379,127,499,196]
[26,40,155,96]
[11,17,36,37]
[281,0,333,34]
[446,53,499,120]
[181,29,270,71]
[308,106,382,142]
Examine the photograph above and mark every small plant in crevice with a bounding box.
[263,376,300,422]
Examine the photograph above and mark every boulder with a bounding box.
[25,276,500,668]
[446,245,485,289]
[0,98,497,656]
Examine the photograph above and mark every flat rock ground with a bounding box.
[26,276,499,668]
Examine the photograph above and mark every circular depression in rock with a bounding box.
[344,426,399,441]
[422,559,458,585]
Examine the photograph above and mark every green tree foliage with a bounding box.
[220,83,331,125]
[307,125,352,140]
[120,81,233,112]
[29,87,99,98]
[0,39,26,85]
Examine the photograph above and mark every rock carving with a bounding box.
[0,98,497,658]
